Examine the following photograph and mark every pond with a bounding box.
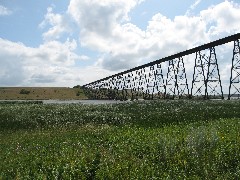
[42,100,128,105]
[0,99,129,105]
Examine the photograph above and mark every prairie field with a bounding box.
[0,87,87,100]
[0,100,240,179]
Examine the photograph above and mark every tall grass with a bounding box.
[0,100,240,179]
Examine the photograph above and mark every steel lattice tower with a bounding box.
[191,51,207,98]
[116,75,124,100]
[205,47,223,99]
[138,68,147,98]
[154,64,166,98]
[228,39,240,99]
[165,59,178,98]
[165,57,188,98]
[176,57,189,97]
[145,66,156,99]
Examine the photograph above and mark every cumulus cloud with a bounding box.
[39,7,72,41]
[1,0,240,89]
[0,38,92,87]
[66,0,240,78]
[67,0,240,93]
[186,0,202,16]
[68,0,144,28]
[201,1,240,36]
[190,0,202,10]
[0,5,12,16]
[67,0,144,44]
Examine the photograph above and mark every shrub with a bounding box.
[19,89,30,95]
[73,85,81,88]
[76,91,82,96]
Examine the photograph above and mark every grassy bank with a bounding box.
[0,87,87,100]
[0,100,240,179]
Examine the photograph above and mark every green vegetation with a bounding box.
[0,100,43,105]
[73,85,82,88]
[0,100,240,179]
[19,89,31,95]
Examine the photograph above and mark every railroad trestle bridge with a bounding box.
[83,33,240,100]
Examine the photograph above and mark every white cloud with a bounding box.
[0,38,93,87]
[65,0,240,93]
[67,0,144,45]
[66,0,149,71]
[1,0,240,90]
[39,7,72,41]
[77,55,89,61]
[0,5,12,16]
[186,0,202,15]
[68,0,144,27]
[200,1,240,36]
[66,0,240,74]
[191,0,202,10]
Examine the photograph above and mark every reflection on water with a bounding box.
[0,99,129,105]
[42,100,127,105]
[1,98,239,105]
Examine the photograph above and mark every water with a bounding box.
[1,98,239,105]
[0,100,128,105]
[42,100,127,105]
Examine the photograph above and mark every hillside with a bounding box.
[0,87,87,100]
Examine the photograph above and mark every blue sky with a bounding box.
[0,0,240,90]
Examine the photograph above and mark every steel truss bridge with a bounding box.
[83,33,240,100]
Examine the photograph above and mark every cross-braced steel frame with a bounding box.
[228,39,240,99]
[83,33,240,100]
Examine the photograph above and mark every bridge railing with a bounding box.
[83,33,240,100]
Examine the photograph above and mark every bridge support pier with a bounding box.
[165,57,188,99]
[228,39,240,99]
[191,51,207,99]
[176,57,189,98]
[205,47,223,99]
[165,59,178,99]
[154,64,166,99]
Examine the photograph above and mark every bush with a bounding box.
[19,89,30,95]
[76,91,82,96]
[73,85,81,88]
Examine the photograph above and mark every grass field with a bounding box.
[0,87,87,100]
[0,100,240,179]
